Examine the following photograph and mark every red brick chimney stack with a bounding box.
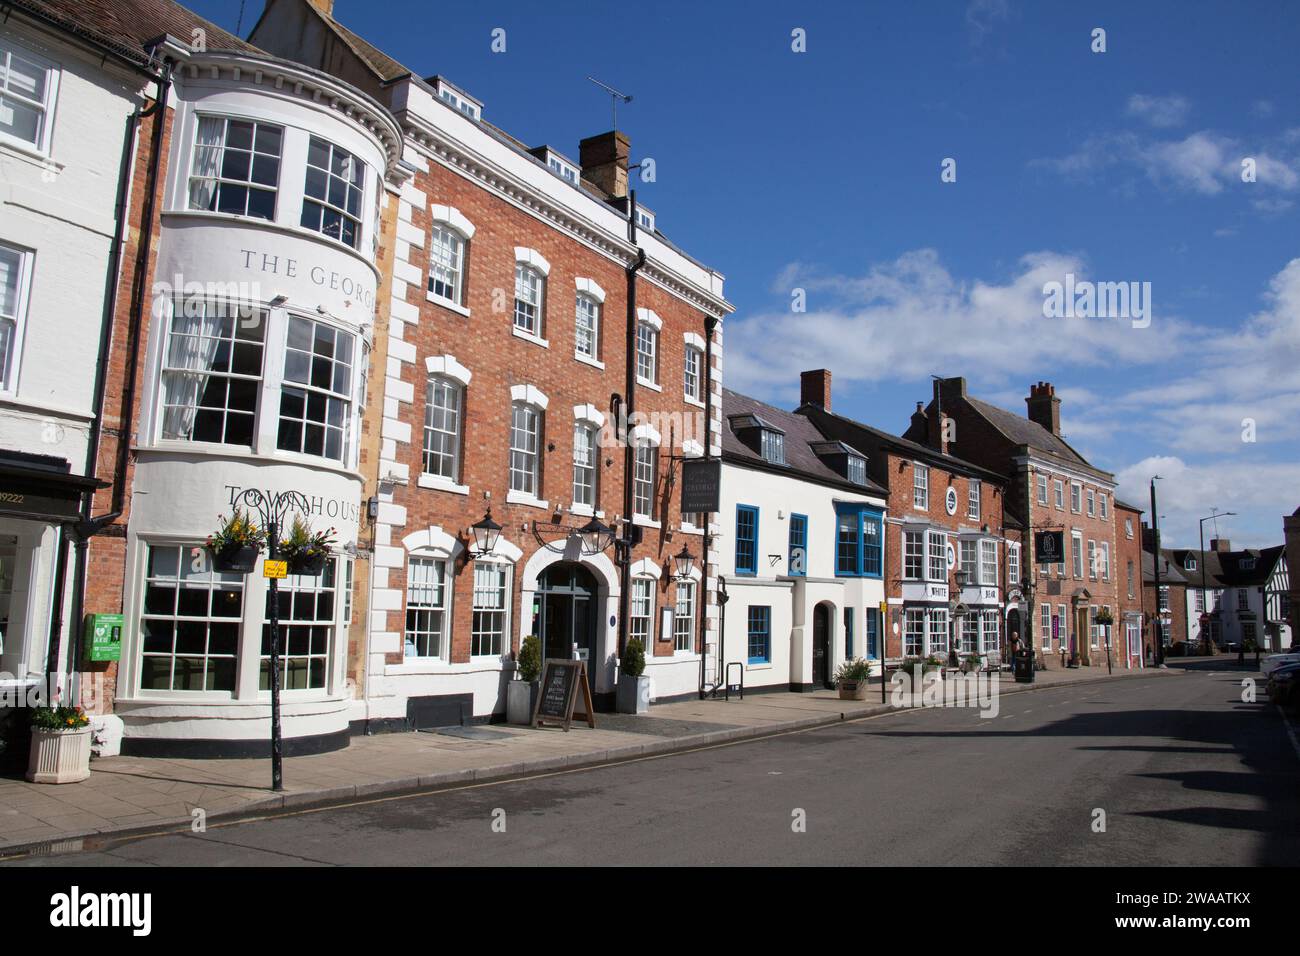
[800,369,832,411]
[1026,381,1062,436]
[579,130,630,199]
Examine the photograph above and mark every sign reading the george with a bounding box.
[532,659,596,731]
[680,458,721,514]
[85,613,124,662]
[1035,531,1064,565]
[263,560,288,579]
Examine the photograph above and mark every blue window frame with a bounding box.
[845,606,854,659]
[834,504,884,578]
[747,605,771,663]
[865,607,880,659]
[788,513,807,576]
[735,505,758,575]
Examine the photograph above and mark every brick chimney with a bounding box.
[910,402,927,437]
[1210,538,1232,552]
[800,369,832,410]
[1026,381,1061,436]
[579,131,629,199]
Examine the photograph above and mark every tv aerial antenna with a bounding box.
[587,76,633,130]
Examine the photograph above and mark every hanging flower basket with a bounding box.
[205,508,266,575]
[280,515,336,577]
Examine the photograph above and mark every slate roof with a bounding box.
[1163,546,1285,589]
[1144,550,1189,585]
[800,404,1007,484]
[722,390,887,497]
[965,396,1104,474]
[10,0,260,65]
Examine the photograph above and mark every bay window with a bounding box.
[423,376,462,481]
[904,609,925,656]
[980,539,997,586]
[159,299,265,446]
[904,530,924,579]
[188,116,282,220]
[927,531,947,582]
[261,562,337,691]
[960,540,977,580]
[140,544,242,692]
[928,609,949,655]
[301,136,365,248]
[835,506,883,577]
[277,315,354,462]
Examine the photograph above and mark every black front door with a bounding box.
[813,604,831,688]
[535,564,598,666]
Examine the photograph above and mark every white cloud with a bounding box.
[1114,456,1300,549]
[725,248,1191,400]
[1126,93,1191,128]
[966,0,1010,45]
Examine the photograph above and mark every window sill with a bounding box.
[136,441,363,481]
[0,136,57,168]
[746,661,772,670]
[568,504,605,519]
[417,474,469,495]
[426,292,470,318]
[632,515,661,529]
[574,352,605,370]
[506,490,551,510]
[684,394,706,409]
[512,327,549,349]
[679,523,705,535]
[636,377,662,392]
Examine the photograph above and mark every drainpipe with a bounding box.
[618,190,646,659]
[56,58,172,680]
[698,314,717,698]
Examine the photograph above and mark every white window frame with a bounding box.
[187,114,283,221]
[1040,603,1052,650]
[427,223,466,306]
[633,441,658,519]
[979,539,998,587]
[1008,543,1020,588]
[509,400,543,497]
[423,375,463,482]
[674,580,696,652]
[572,421,598,510]
[913,462,930,509]
[301,135,366,249]
[575,293,600,360]
[636,321,658,385]
[1070,482,1082,513]
[0,37,59,155]
[1086,488,1095,517]
[904,608,926,656]
[1036,474,1048,505]
[470,560,511,658]
[277,313,355,463]
[926,530,947,582]
[967,479,981,519]
[903,530,924,580]
[684,345,704,403]
[629,577,654,648]
[0,241,33,395]
[1072,531,1084,578]
[1054,479,1064,510]
[404,556,449,660]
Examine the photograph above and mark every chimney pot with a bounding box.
[800,369,832,411]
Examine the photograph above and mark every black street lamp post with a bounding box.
[1199,509,1235,656]
[229,488,313,792]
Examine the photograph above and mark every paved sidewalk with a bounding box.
[0,664,1178,856]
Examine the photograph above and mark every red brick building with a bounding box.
[912,378,1122,669]
[799,373,1021,664]
[252,0,732,722]
[1114,499,1146,668]
[1143,539,1189,658]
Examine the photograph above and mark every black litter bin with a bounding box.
[1014,649,1035,683]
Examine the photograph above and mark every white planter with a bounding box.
[616,675,651,714]
[506,680,537,725]
[27,727,92,784]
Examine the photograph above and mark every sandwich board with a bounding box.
[532,658,596,731]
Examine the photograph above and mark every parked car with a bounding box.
[1261,652,1300,678]
[1265,662,1300,708]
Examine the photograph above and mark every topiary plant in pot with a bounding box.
[508,635,543,725]
[617,638,650,714]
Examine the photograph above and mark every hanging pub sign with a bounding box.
[680,458,721,514]
[1035,530,1064,565]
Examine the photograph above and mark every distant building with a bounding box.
[1142,545,1189,657]
[1285,507,1300,643]
[1114,499,1145,668]
[1164,540,1292,653]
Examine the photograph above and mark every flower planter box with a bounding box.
[838,679,869,700]
[26,727,92,784]
[616,675,650,714]
[288,551,328,575]
[211,545,259,574]
[507,680,539,725]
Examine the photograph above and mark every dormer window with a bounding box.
[847,455,866,485]
[1240,557,1255,571]
[760,429,785,465]
[1185,555,1197,572]
[430,77,482,121]
[636,207,655,232]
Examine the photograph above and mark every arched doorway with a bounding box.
[534,563,599,665]
[812,602,833,689]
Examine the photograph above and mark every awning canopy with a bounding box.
[0,452,107,524]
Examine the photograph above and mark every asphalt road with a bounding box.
[8,669,1299,866]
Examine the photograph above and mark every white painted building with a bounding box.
[1165,543,1292,653]
[716,390,888,693]
[104,38,404,754]
[0,4,152,711]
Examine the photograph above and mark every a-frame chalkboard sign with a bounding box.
[532,658,596,731]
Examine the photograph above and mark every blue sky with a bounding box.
[196,0,1300,549]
